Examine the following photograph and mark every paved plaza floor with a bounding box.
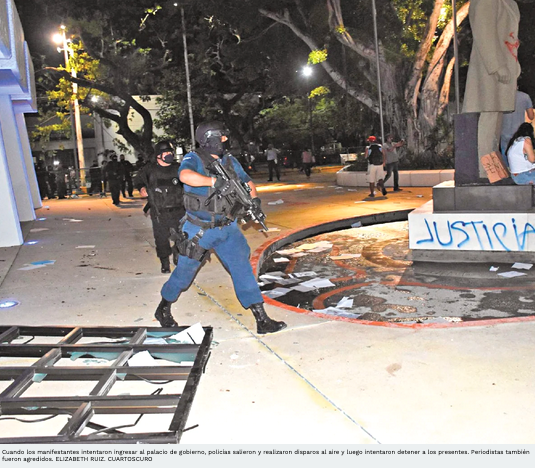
[0,166,533,445]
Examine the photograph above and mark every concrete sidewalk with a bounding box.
[0,167,533,444]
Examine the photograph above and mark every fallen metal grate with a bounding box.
[0,325,212,443]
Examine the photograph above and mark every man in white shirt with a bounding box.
[265,144,280,181]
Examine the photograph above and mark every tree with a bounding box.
[28,0,188,159]
[255,0,471,151]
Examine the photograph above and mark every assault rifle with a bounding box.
[208,159,268,231]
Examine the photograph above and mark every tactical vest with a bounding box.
[147,162,184,211]
[183,149,243,220]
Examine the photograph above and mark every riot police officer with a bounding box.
[154,122,287,335]
[104,152,121,206]
[135,141,185,273]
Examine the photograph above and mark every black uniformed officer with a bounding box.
[104,152,122,206]
[88,160,103,196]
[134,141,185,273]
[119,154,134,198]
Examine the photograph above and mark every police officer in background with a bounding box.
[119,154,134,198]
[104,152,122,206]
[154,121,287,335]
[135,141,185,273]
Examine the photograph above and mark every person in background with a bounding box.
[501,89,534,166]
[365,136,387,198]
[135,155,145,170]
[88,160,103,196]
[383,134,405,192]
[265,143,280,182]
[104,152,122,206]
[301,148,315,178]
[134,141,184,273]
[46,165,57,199]
[101,159,108,195]
[119,154,134,198]
[34,161,48,199]
[505,122,535,185]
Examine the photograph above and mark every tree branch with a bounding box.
[405,0,445,104]
[259,7,378,113]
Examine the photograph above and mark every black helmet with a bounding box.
[195,121,229,155]
[154,140,175,158]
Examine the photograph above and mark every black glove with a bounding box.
[213,176,226,189]
[252,197,262,209]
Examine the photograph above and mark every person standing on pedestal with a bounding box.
[462,0,521,177]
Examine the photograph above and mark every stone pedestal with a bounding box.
[409,113,535,262]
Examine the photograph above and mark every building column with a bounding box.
[0,95,35,222]
[16,112,41,209]
[0,122,23,247]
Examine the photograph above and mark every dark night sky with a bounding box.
[13,1,535,100]
[15,0,64,67]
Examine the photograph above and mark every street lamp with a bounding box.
[302,66,315,155]
[53,25,86,188]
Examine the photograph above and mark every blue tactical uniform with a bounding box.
[160,152,262,308]
[154,121,286,334]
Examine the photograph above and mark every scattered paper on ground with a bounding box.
[300,277,335,289]
[262,287,293,298]
[273,257,289,263]
[170,323,205,344]
[261,228,281,232]
[307,246,334,253]
[275,277,302,286]
[313,308,361,318]
[331,254,361,260]
[351,222,362,228]
[258,274,284,282]
[295,242,333,251]
[292,271,317,278]
[30,228,49,233]
[276,248,304,255]
[64,218,83,222]
[291,284,317,293]
[512,262,533,270]
[268,199,284,205]
[497,271,527,278]
[489,266,499,272]
[77,245,95,249]
[336,297,353,309]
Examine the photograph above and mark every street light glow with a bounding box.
[302,65,313,77]
[52,33,63,45]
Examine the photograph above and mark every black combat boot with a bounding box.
[250,303,287,334]
[155,298,178,328]
[160,256,171,273]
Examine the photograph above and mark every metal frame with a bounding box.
[0,325,212,443]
